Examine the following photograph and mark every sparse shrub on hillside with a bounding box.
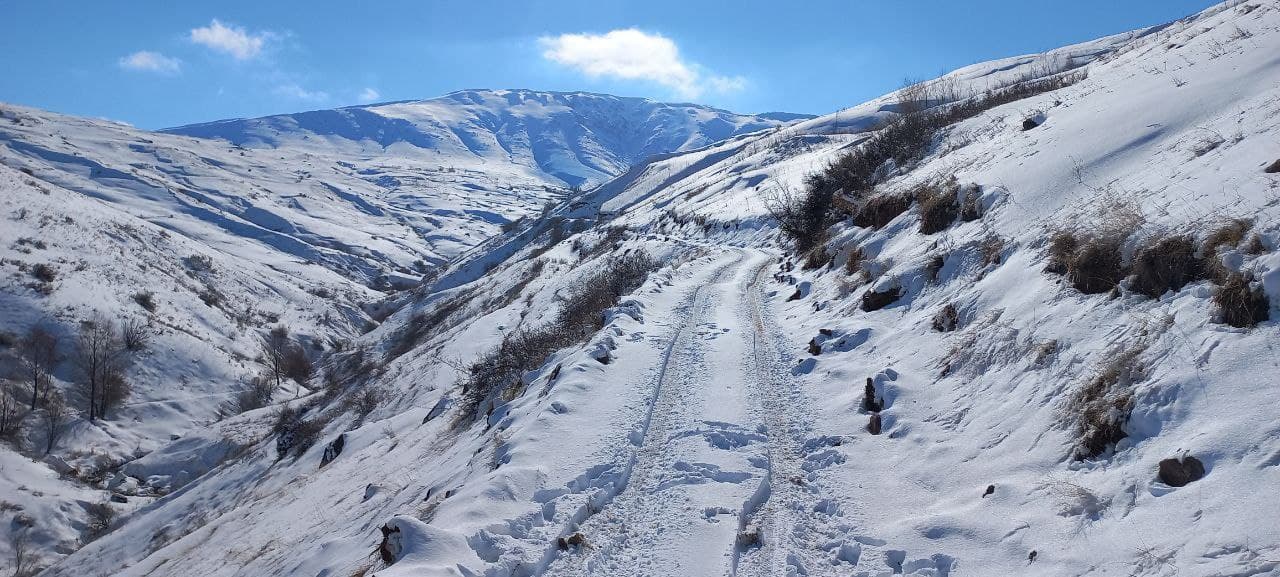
[283,344,314,385]
[31,263,56,283]
[980,235,1005,267]
[73,314,134,422]
[120,316,152,351]
[851,193,913,229]
[460,252,657,423]
[765,183,831,253]
[0,381,26,441]
[926,254,945,283]
[844,246,866,276]
[802,246,830,270]
[132,291,156,312]
[1214,271,1269,328]
[1070,346,1144,460]
[232,374,276,413]
[183,254,214,273]
[273,404,326,460]
[932,303,959,332]
[198,286,223,308]
[1130,234,1200,298]
[1046,231,1128,294]
[917,181,960,234]
[1244,233,1267,255]
[960,185,983,221]
[1202,218,1252,256]
[387,290,475,362]
[83,501,116,542]
[348,385,386,424]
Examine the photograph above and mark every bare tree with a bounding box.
[72,314,125,422]
[98,365,132,420]
[42,389,69,455]
[0,379,25,440]
[261,325,291,390]
[10,528,32,577]
[19,324,59,410]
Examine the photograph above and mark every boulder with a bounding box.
[1022,118,1040,131]
[320,433,346,468]
[1158,455,1206,487]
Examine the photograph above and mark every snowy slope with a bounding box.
[18,2,1280,577]
[164,89,805,188]
[0,92,799,573]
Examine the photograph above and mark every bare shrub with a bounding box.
[460,252,656,422]
[83,501,116,542]
[980,236,1005,267]
[233,374,275,413]
[1047,231,1128,294]
[932,303,959,332]
[917,180,960,234]
[1130,234,1200,298]
[1069,346,1144,460]
[31,263,56,283]
[73,314,131,422]
[41,390,69,455]
[765,183,831,253]
[926,254,945,283]
[183,253,214,272]
[18,325,60,410]
[273,405,326,460]
[1202,218,1252,255]
[801,246,830,270]
[960,185,983,221]
[0,381,26,440]
[283,344,314,386]
[348,385,385,422]
[852,193,913,229]
[844,246,866,276]
[120,316,152,351]
[1214,272,1269,328]
[132,291,157,312]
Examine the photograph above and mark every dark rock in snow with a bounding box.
[982,484,995,498]
[862,378,883,413]
[1158,455,1206,487]
[379,523,401,564]
[557,532,587,551]
[808,339,822,356]
[110,493,128,503]
[423,397,452,424]
[1265,159,1280,173]
[860,286,900,311]
[320,433,346,468]
[1022,118,1040,131]
[867,413,883,435]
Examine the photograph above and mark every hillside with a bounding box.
[7,2,1280,576]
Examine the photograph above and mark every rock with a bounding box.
[320,433,346,468]
[982,484,995,498]
[818,328,834,337]
[1028,550,1038,563]
[1022,118,1040,131]
[109,493,128,503]
[378,523,401,564]
[787,287,803,301]
[860,286,901,312]
[557,532,588,551]
[1158,455,1206,487]
[807,339,822,356]
[423,397,452,423]
[1266,159,1280,173]
[364,484,380,501]
[867,413,883,435]
[862,378,883,412]
[43,455,74,475]
[735,526,762,549]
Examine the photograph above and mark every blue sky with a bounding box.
[0,0,1217,129]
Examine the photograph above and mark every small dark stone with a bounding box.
[787,287,803,301]
[1022,118,1040,131]
[379,524,401,564]
[867,413,883,435]
[860,286,901,312]
[1028,550,1038,563]
[1158,455,1206,487]
[807,339,822,356]
[320,433,346,468]
[558,532,587,551]
[862,378,883,413]
[1265,159,1280,174]
[110,493,128,503]
[818,328,834,337]
[982,484,995,498]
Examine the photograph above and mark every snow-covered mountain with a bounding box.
[164,89,806,187]
[6,2,1280,577]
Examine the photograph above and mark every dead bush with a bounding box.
[232,374,275,413]
[83,501,116,542]
[132,291,156,312]
[1070,347,1143,460]
[31,263,56,283]
[273,405,326,460]
[844,246,866,276]
[959,185,983,221]
[980,236,1005,267]
[1202,218,1252,255]
[1047,231,1128,294]
[852,193,913,229]
[1244,234,1267,255]
[1130,234,1200,298]
[917,182,959,234]
[802,246,831,270]
[932,303,959,332]
[1214,272,1269,328]
[120,316,152,351]
[926,254,945,283]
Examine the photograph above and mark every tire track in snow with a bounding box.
[733,256,861,577]
[542,250,744,577]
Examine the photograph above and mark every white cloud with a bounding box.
[189,19,266,61]
[357,87,381,103]
[118,51,181,74]
[539,29,744,99]
[273,83,329,103]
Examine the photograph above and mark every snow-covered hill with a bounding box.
[0,91,799,572]
[164,89,805,188]
[8,2,1280,576]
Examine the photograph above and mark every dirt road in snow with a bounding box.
[543,248,849,577]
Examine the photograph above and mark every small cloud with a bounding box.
[190,19,267,61]
[273,83,329,103]
[118,51,181,74]
[357,87,381,103]
[539,29,745,99]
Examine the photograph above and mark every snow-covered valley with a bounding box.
[4,2,1280,576]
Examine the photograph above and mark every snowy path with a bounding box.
[544,249,846,577]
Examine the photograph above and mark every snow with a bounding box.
[7,2,1280,576]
